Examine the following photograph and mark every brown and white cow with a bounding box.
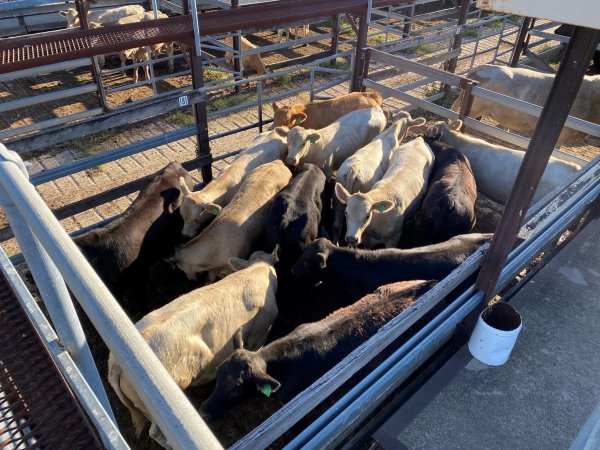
[108,247,279,447]
[270,91,383,130]
[173,160,292,280]
[179,127,289,238]
[452,64,600,145]
[335,137,434,248]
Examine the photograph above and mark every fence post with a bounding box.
[510,17,534,67]
[443,0,470,98]
[457,79,476,132]
[231,0,243,93]
[474,26,600,306]
[351,15,368,92]
[329,14,340,67]
[0,148,114,421]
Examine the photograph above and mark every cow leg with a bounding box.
[120,51,127,68]
[149,423,172,450]
[167,42,174,73]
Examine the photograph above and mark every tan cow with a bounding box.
[224,36,268,76]
[108,247,279,448]
[59,5,145,28]
[277,25,309,43]
[173,160,292,280]
[179,127,289,238]
[336,137,434,248]
[452,64,600,146]
[270,91,383,130]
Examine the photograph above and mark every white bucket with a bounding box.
[468,302,522,366]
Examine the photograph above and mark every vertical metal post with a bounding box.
[351,14,368,92]
[189,0,212,182]
[75,0,107,112]
[402,4,414,38]
[0,152,114,422]
[231,0,242,93]
[151,0,159,19]
[444,0,470,97]
[329,14,340,67]
[257,80,263,133]
[475,26,600,304]
[510,17,534,67]
[457,79,476,131]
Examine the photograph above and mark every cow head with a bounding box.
[201,348,281,421]
[422,120,462,141]
[228,245,280,272]
[291,238,331,283]
[286,127,320,166]
[270,102,308,130]
[179,180,222,238]
[388,111,427,141]
[59,8,80,28]
[335,183,393,246]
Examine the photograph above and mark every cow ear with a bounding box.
[294,113,307,125]
[228,257,250,271]
[273,127,289,137]
[179,176,192,196]
[306,132,320,144]
[272,244,280,264]
[233,327,244,350]
[448,119,462,130]
[272,102,282,112]
[59,10,67,16]
[372,200,394,214]
[206,202,222,216]
[409,117,427,127]
[255,373,281,397]
[317,252,327,269]
[334,182,351,204]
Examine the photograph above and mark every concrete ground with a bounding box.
[373,215,600,450]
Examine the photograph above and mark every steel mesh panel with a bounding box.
[0,272,102,450]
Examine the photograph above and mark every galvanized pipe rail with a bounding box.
[0,144,223,450]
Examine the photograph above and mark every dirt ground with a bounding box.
[1,8,600,450]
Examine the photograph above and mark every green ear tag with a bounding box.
[211,207,219,216]
[295,116,302,125]
[259,384,272,398]
[377,205,385,213]
[309,138,317,145]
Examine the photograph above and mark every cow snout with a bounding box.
[345,235,359,246]
[286,156,298,166]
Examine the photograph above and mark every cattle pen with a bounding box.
[1,0,600,449]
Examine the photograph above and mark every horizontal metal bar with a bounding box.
[0,84,97,114]
[368,49,466,87]
[0,108,103,141]
[0,58,91,83]
[30,125,199,185]
[0,147,223,450]
[471,85,600,137]
[529,29,600,50]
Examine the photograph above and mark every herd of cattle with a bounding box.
[70,73,587,445]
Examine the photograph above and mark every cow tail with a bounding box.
[107,357,148,436]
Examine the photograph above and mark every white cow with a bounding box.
[452,64,600,146]
[173,160,292,280]
[108,247,279,448]
[335,136,434,248]
[422,119,581,205]
[59,5,145,28]
[277,25,310,43]
[179,127,289,238]
[332,111,426,243]
[285,107,387,178]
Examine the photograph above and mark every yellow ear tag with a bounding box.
[211,207,219,216]
[295,116,302,125]
[377,205,385,213]
[259,384,272,398]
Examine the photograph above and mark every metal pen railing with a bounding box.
[0,144,223,450]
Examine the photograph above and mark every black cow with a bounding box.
[201,279,436,420]
[74,162,193,294]
[411,138,477,245]
[554,24,600,72]
[265,163,326,266]
[292,234,491,301]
